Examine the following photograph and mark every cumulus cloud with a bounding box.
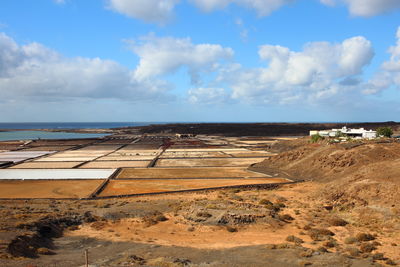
[0,32,171,102]
[188,87,230,104]
[364,27,400,94]
[129,34,234,83]
[321,0,400,16]
[190,0,294,16]
[107,0,180,24]
[217,36,374,104]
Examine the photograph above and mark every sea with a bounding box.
[0,122,160,141]
[0,122,157,130]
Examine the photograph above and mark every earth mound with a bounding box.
[251,138,400,208]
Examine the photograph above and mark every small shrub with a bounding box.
[372,253,385,261]
[279,214,294,222]
[310,134,324,143]
[385,259,397,265]
[298,260,313,266]
[376,127,393,138]
[154,214,168,222]
[317,246,328,253]
[323,240,336,248]
[344,236,357,244]
[276,243,296,249]
[345,247,360,257]
[286,235,304,244]
[308,228,335,241]
[196,211,212,218]
[143,212,168,227]
[300,249,314,257]
[328,217,348,226]
[355,233,375,242]
[259,199,273,205]
[226,226,238,232]
[275,202,286,208]
[359,243,376,253]
[371,241,381,247]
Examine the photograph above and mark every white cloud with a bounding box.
[382,27,400,72]
[321,0,400,16]
[190,0,294,16]
[53,0,66,4]
[188,87,230,104]
[319,0,336,7]
[365,27,400,94]
[0,32,171,102]
[105,0,400,24]
[107,0,180,24]
[130,34,234,83]
[218,36,374,104]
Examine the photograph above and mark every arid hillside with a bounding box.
[252,138,400,207]
[251,138,400,265]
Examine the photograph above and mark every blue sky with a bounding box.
[0,0,400,122]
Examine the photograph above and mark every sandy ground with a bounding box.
[227,152,276,157]
[37,157,99,161]
[117,167,270,179]
[160,151,230,158]
[20,146,77,151]
[0,179,104,198]
[10,161,83,168]
[78,145,123,151]
[80,160,151,168]
[68,216,308,249]
[98,155,157,161]
[99,178,288,196]
[0,133,399,266]
[156,158,265,167]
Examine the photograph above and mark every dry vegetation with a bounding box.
[0,134,399,266]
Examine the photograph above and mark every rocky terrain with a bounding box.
[0,130,399,266]
[125,122,400,137]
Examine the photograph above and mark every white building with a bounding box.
[309,126,377,139]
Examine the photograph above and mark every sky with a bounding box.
[0,0,400,122]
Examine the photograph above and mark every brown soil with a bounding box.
[1,129,399,266]
[156,158,265,167]
[160,151,230,158]
[251,138,400,264]
[79,160,151,168]
[0,180,104,198]
[10,161,83,169]
[19,146,77,151]
[99,178,288,196]
[117,167,270,179]
[252,138,400,207]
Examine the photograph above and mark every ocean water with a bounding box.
[0,122,164,141]
[0,122,159,130]
[0,131,111,141]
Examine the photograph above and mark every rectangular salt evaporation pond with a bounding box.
[0,169,116,180]
[0,180,105,198]
[156,158,266,167]
[0,151,55,163]
[99,178,290,196]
